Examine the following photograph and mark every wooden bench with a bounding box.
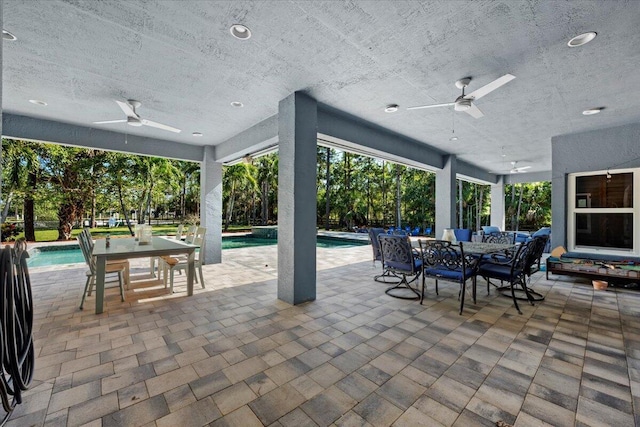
[547,256,640,286]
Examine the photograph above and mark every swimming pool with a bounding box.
[26,235,367,267]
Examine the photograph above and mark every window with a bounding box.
[567,169,639,255]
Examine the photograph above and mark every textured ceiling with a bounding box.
[3,0,640,174]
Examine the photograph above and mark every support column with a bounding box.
[0,2,3,192]
[201,146,222,264]
[490,176,506,230]
[277,92,317,305]
[435,155,457,239]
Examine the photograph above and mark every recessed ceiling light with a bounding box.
[568,31,597,47]
[230,24,251,40]
[449,136,458,141]
[28,99,47,106]
[230,101,244,108]
[582,107,603,115]
[3,30,17,41]
[384,104,399,113]
[192,132,203,137]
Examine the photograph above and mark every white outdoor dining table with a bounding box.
[91,236,199,314]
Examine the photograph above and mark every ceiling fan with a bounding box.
[510,161,531,173]
[407,74,516,118]
[94,100,181,133]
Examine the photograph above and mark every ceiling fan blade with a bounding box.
[115,100,137,117]
[466,74,515,100]
[464,103,484,118]
[517,166,532,171]
[141,119,181,133]
[407,102,455,110]
[94,119,127,124]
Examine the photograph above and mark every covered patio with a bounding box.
[2,0,640,425]
[11,245,640,426]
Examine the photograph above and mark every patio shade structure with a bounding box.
[2,1,640,304]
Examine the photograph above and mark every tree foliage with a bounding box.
[0,139,552,242]
[1,139,200,241]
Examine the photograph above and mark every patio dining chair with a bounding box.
[368,228,400,283]
[175,224,184,240]
[419,239,480,314]
[151,224,185,276]
[161,226,206,293]
[77,230,127,310]
[477,239,538,314]
[482,231,516,244]
[80,228,130,287]
[377,234,422,299]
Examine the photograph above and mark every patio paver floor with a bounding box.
[9,243,640,426]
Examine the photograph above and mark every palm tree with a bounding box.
[223,163,257,230]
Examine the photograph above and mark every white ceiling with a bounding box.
[3,1,640,174]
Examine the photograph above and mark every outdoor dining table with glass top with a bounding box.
[411,239,516,256]
[91,236,199,314]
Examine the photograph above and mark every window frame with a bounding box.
[567,168,640,255]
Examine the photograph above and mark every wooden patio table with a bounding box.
[92,236,198,314]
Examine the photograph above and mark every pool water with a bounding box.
[27,236,366,267]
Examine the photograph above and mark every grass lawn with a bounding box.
[17,225,181,242]
[15,224,252,242]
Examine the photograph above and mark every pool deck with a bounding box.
[11,240,640,426]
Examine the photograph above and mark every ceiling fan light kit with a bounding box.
[127,116,143,127]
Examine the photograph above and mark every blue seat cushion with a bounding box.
[532,227,551,237]
[562,252,640,264]
[454,228,472,242]
[479,263,522,281]
[424,266,474,280]
[515,232,530,243]
[480,254,510,264]
[482,226,501,234]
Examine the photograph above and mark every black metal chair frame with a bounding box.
[378,235,422,300]
[479,240,539,314]
[482,231,516,245]
[368,228,402,284]
[419,240,480,315]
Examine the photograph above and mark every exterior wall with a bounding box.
[551,123,640,248]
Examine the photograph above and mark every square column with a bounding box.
[277,92,318,304]
[201,146,222,264]
[435,155,457,238]
[490,176,506,230]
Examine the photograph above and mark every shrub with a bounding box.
[1,223,23,242]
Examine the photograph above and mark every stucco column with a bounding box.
[277,92,317,305]
[200,146,222,264]
[435,155,457,238]
[490,176,506,230]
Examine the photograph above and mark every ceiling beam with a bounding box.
[214,114,278,163]
[2,114,203,162]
